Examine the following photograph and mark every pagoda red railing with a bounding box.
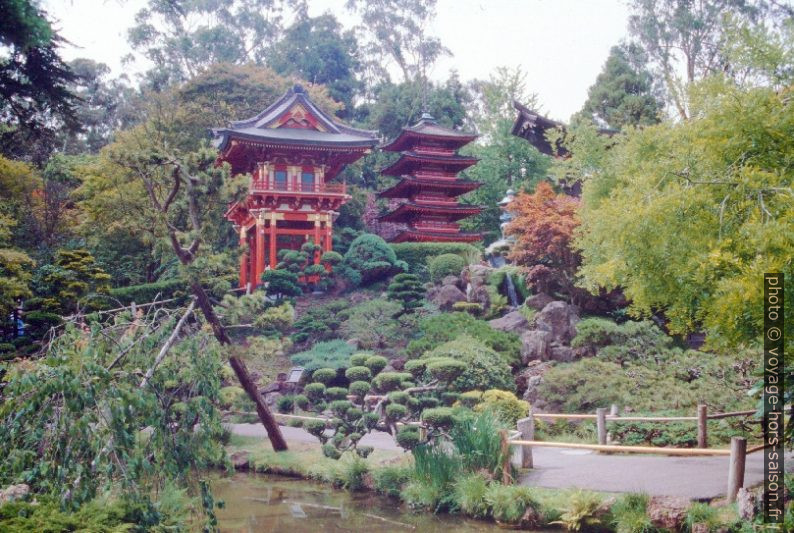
[249,178,347,195]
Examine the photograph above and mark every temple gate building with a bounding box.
[215,85,378,289]
[378,114,483,243]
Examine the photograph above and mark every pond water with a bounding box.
[213,472,514,533]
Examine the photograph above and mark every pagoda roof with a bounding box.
[213,84,378,152]
[379,176,482,198]
[380,152,479,176]
[380,202,483,223]
[389,229,482,243]
[381,113,477,152]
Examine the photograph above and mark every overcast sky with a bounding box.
[42,0,632,122]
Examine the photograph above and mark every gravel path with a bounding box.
[228,423,790,499]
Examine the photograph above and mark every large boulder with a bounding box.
[549,344,575,362]
[461,264,493,289]
[535,301,580,344]
[441,275,461,287]
[520,330,552,363]
[430,283,467,311]
[516,360,553,403]
[489,310,529,334]
[647,496,690,531]
[468,285,491,311]
[525,293,555,311]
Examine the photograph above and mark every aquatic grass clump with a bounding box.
[611,493,655,533]
[685,502,720,532]
[484,483,537,525]
[372,465,413,498]
[553,489,605,532]
[452,473,491,518]
[449,410,506,475]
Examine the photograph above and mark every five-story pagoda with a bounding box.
[215,84,378,289]
[378,114,483,243]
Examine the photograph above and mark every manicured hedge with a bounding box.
[107,278,189,306]
[390,242,481,274]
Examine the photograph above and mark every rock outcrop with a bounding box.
[525,292,555,311]
[535,301,580,344]
[429,284,467,310]
[489,310,529,334]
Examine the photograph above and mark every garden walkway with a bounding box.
[228,423,789,500]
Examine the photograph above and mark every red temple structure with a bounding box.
[378,114,483,243]
[215,84,378,289]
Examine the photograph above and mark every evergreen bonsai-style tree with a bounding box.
[387,273,426,314]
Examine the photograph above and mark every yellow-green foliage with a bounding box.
[552,490,604,531]
[422,335,515,392]
[474,389,529,427]
[218,386,245,409]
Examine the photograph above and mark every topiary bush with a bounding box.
[290,299,350,344]
[391,242,480,276]
[311,368,338,385]
[428,253,466,283]
[364,354,388,374]
[344,366,372,382]
[342,233,404,285]
[421,335,515,392]
[387,273,426,313]
[339,299,403,349]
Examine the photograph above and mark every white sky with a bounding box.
[41,0,631,122]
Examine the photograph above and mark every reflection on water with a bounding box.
[213,473,506,533]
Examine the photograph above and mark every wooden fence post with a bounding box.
[596,408,607,445]
[500,430,512,485]
[517,413,535,468]
[726,436,747,503]
[697,404,708,448]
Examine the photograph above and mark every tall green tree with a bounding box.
[0,0,79,161]
[269,13,362,117]
[573,42,663,129]
[127,0,303,87]
[460,67,550,242]
[627,0,773,119]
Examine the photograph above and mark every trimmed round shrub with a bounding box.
[303,419,326,438]
[347,408,364,421]
[349,352,372,367]
[323,443,342,459]
[312,368,338,384]
[276,395,295,413]
[388,391,410,405]
[425,357,467,382]
[345,366,372,382]
[293,394,309,409]
[385,403,408,420]
[356,445,374,458]
[329,399,353,416]
[422,407,455,429]
[451,301,483,316]
[403,359,427,378]
[458,390,483,408]
[373,372,412,392]
[348,380,371,398]
[421,335,515,392]
[441,392,461,406]
[303,382,326,401]
[343,233,403,285]
[418,397,440,409]
[364,355,388,374]
[395,427,422,450]
[325,387,349,400]
[428,253,466,283]
[320,251,343,266]
[362,411,380,429]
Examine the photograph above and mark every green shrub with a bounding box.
[459,390,483,408]
[553,490,604,532]
[325,387,349,400]
[338,455,369,491]
[23,311,62,338]
[385,403,408,420]
[387,273,426,312]
[474,389,530,427]
[329,399,352,416]
[451,301,483,315]
[107,278,188,305]
[303,382,326,400]
[349,352,373,366]
[395,427,422,450]
[453,473,491,518]
[340,299,403,349]
[345,366,372,382]
[391,242,480,276]
[311,368,338,384]
[290,340,354,371]
[485,483,537,524]
[320,251,343,266]
[429,253,466,283]
[422,335,515,392]
[365,355,389,374]
[488,266,531,302]
[611,493,655,533]
[401,480,444,511]
[422,407,455,429]
[424,357,467,383]
[388,391,409,404]
[450,410,506,475]
[303,419,327,439]
[373,372,411,392]
[408,312,521,364]
[348,380,370,398]
[343,233,404,285]
[276,395,295,413]
[685,503,720,532]
[403,359,426,377]
[290,299,349,343]
[218,386,245,409]
[372,465,412,498]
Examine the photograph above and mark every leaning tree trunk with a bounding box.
[190,281,288,451]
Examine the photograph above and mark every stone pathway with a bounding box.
[228,423,792,500]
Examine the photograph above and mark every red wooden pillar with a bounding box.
[324,220,333,252]
[313,220,322,264]
[239,227,248,289]
[269,219,277,269]
[255,219,265,288]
